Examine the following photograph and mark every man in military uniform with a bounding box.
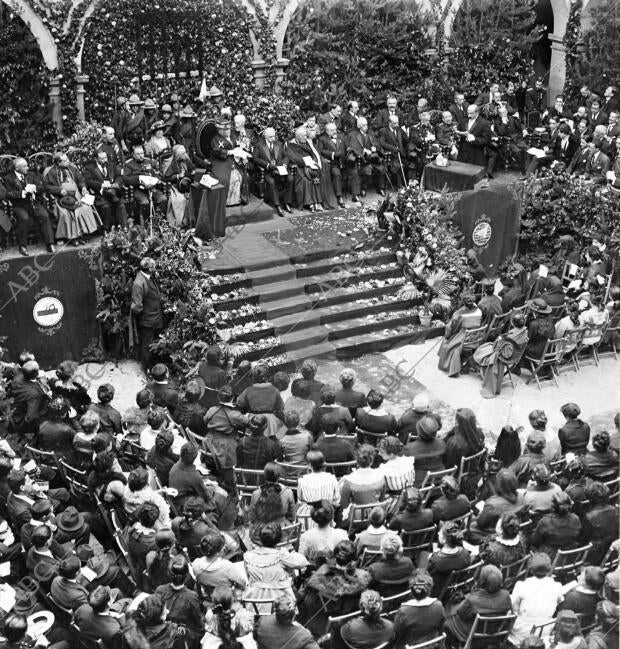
[111,96,129,152]
[525,78,547,125]
[317,122,346,207]
[122,144,167,221]
[125,95,147,146]
[143,98,158,132]
[160,104,178,140]
[95,126,124,166]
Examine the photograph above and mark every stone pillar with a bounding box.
[275,58,289,90]
[49,74,63,137]
[76,74,89,122]
[251,59,267,90]
[549,34,566,107]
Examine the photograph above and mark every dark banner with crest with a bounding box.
[0,247,102,369]
[452,185,521,275]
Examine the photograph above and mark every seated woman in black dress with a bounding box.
[523,297,555,363]
[388,486,433,532]
[581,481,620,564]
[427,520,471,598]
[368,534,414,596]
[530,491,581,559]
[339,589,394,649]
[583,430,619,481]
[393,569,445,649]
[430,476,471,523]
[444,564,512,645]
[403,415,446,487]
[355,389,397,443]
[335,368,367,417]
[478,512,528,568]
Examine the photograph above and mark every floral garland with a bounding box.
[562,0,582,103]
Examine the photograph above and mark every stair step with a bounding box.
[280,325,329,351]
[326,312,415,341]
[247,264,297,286]
[332,325,444,359]
[254,278,308,302]
[261,294,312,319]
[286,341,338,363]
[295,250,396,278]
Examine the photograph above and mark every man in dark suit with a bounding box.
[456,104,491,170]
[567,133,594,177]
[604,111,620,145]
[378,114,407,187]
[449,92,469,129]
[3,157,54,256]
[145,363,179,411]
[583,137,611,184]
[111,96,130,152]
[340,100,360,134]
[475,82,500,107]
[525,123,577,175]
[345,116,385,199]
[51,555,89,611]
[544,95,572,123]
[253,127,292,217]
[74,586,123,649]
[588,98,608,129]
[602,85,620,116]
[374,96,404,131]
[10,360,51,438]
[317,103,342,134]
[84,150,124,230]
[131,257,164,369]
[525,78,547,113]
[317,122,347,207]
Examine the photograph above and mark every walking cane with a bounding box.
[397,150,407,187]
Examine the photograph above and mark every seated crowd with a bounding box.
[0,348,618,649]
[2,81,619,254]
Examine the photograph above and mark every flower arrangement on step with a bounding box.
[387,181,472,322]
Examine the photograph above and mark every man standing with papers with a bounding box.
[525,123,577,176]
[254,127,293,217]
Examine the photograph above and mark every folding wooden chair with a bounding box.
[530,619,556,638]
[558,327,586,373]
[357,548,383,569]
[462,325,489,356]
[240,596,275,616]
[275,461,308,496]
[399,525,437,560]
[276,521,302,551]
[604,476,620,503]
[323,609,362,648]
[118,439,148,469]
[324,460,357,477]
[440,561,483,602]
[500,553,531,590]
[598,324,619,361]
[463,613,516,649]
[485,312,513,342]
[600,545,619,574]
[348,499,393,535]
[24,445,60,475]
[458,448,488,489]
[57,459,89,501]
[356,427,388,447]
[574,322,608,367]
[419,467,458,507]
[381,589,412,616]
[551,543,593,583]
[404,633,446,649]
[525,337,566,389]
[184,427,207,449]
[549,456,567,481]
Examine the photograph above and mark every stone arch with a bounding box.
[1,0,58,70]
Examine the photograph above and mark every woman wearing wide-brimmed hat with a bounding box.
[523,296,555,361]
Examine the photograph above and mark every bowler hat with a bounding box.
[57,506,85,533]
[527,297,552,314]
[59,195,79,211]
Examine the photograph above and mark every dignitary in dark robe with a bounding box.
[43,151,102,245]
[456,104,492,171]
[317,122,347,208]
[253,127,293,217]
[474,314,528,398]
[122,144,167,222]
[125,94,147,146]
[84,150,125,230]
[3,157,54,256]
[285,125,324,212]
[378,114,407,188]
[306,123,337,210]
[210,117,249,206]
[131,257,164,370]
[345,116,386,201]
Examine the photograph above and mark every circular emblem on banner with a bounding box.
[33,297,64,327]
[472,221,492,247]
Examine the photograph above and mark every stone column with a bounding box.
[275,58,289,90]
[76,74,90,122]
[251,59,267,90]
[548,34,566,107]
[49,74,63,137]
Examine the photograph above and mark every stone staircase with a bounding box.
[207,242,443,370]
